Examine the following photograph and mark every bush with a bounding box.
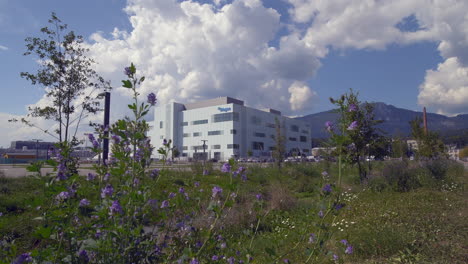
[381,160,420,192]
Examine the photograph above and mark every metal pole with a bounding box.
[103,92,111,162]
[201,140,208,161]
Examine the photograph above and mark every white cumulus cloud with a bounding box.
[0,45,8,51]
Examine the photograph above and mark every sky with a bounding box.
[0,0,467,148]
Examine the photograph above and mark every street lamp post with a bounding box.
[98,92,111,163]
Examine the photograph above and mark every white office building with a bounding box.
[148,97,311,161]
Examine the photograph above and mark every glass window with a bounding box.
[192,119,208,125]
[227,144,239,149]
[183,133,190,137]
[182,146,188,150]
[160,121,163,128]
[266,123,276,128]
[193,132,202,137]
[300,136,307,142]
[211,145,221,149]
[251,116,261,125]
[254,132,265,138]
[208,130,223,136]
[181,121,188,126]
[231,129,237,134]
[212,112,239,122]
[301,129,308,134]
[252,141,264,150]
[289,137,297,141]
[290,125,299,132]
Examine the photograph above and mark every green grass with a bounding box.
[0,161,466,263]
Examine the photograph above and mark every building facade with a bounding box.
[148,97,311,161]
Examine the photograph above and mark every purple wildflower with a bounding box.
[87,133,95,142]
[335,203,345,210]
[255,194,262,200]
[178,187,185,194]
[103,173,110,181]
[322,184,332,193]
[309,233,316,243]
[161,200,169,208]
[203,169,209,175]
[325,121,333,132]
[348,103,358,112]
[87,173,96,181]
[221,163,231,173]
[163,139,167,145]
[147,93,157,106]
[318,210,324,218]
[283,259,290,263]
[124,66,132,76]
[212,186,223,198]
[345,245,353,254]
[341,239,348,245]
[56,191,70,201]
[135,148,144,162]
[109,200,123,215]
[79,199,90,207]
[194,181,200,187]
[133,177,140,186]
[150,169,160,179]
[168,192,176,199]
[227,257,235,264]
[78,249,89,262]
[347,121,358,131]
[56,171,67,181]
[321,171,329,177]
[190,259,200,264]
[333,254,339,261]
[92,140,100,149]
[101,184,114,198]
[211,255,219,261]
[13,252,32,264]
[111,134,120,144]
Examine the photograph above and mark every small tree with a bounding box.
[11,13,110,143]
[272,117,286,170]
[390,137,409,158]
[410,117,447,159]
[328,89,387,183]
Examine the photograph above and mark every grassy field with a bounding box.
[0,160,466,263]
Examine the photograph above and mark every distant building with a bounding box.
[446,145,459,160]
[148,97,311,161]
[10,140,55,150]
[406,139,418,151]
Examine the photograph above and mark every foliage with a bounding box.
[272,117,286,170]
[410,117,447,159]
[327,89,388,183]
[390,137,409,159]
[10,13,110,143]
[459,146,468,159]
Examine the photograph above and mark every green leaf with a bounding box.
[139,76,145,83]
[122,80,132,88]
[265,247,276,256]
[33,226,52,239]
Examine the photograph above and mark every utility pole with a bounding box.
[103,92,111,162]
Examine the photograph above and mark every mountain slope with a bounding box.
[297,102,468,138]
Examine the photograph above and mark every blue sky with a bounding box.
[0,0,467,147]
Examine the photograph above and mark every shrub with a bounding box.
[381,160,420,192]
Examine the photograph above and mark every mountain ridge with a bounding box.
[296,102,468,138]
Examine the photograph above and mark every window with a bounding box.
[182,153,188,157]
[212,112,239,122]
[191,145,204,151]
[252,141,264,150]
[160,135,164,139]
[160,121,163,128]
[227,144,239,149]
[181,122,188,126]
[231,129,237,134]
[301,129,308,134]
[182,146,188,150]
[289,137,297,141]
[302,149,309,153]
[192,119,208,125]
[208,130,223,136]
[266,123,275,128]
[183,133,190,137]
[300,136,307,142]
[193,132,202,137]
[251,116,261,125]
[290,125,299,132]
[254,132,265,138]
[269,146,276,151]
[211,145,221,149]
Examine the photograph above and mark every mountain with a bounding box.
[296,102,468,139]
